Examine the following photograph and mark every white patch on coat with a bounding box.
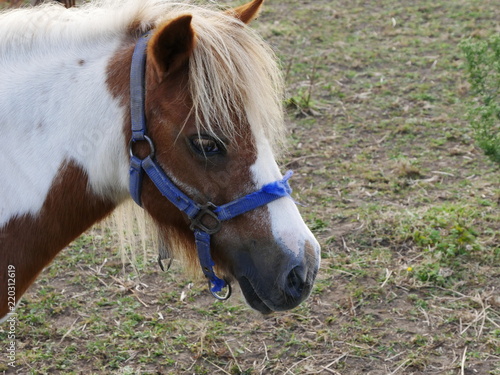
[0,31,129,227]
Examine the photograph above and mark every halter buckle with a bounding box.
[190,202,222,234]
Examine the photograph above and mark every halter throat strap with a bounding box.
[128,32,293,298]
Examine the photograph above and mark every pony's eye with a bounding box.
[190,135,225,156]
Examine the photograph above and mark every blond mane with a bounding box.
[185,7,285,153]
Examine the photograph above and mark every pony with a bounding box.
[0,0,320,320]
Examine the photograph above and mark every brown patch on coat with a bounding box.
[0,162,115,319]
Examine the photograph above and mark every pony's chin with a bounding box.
[237,277,274,314]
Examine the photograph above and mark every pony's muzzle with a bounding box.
[232,239,319,313]
[280,238,320,307]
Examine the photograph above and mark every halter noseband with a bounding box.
[128,32,293,300]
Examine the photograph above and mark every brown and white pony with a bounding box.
[0,0,320,320]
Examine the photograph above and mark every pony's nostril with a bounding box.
[286,266,306,298]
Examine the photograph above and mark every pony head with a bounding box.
[117,0,320,313]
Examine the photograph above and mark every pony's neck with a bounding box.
[0,33,133,319]
[0,35,130,225]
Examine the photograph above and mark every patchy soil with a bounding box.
[1,0,499,374]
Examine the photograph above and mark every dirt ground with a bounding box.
[1,0,499,374]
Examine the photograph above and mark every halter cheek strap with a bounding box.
[128,32,294,298]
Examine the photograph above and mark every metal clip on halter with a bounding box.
[209,279,232,300]
[128,135,155,159]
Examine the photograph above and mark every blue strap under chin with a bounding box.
[128,32,294,295]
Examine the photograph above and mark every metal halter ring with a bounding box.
[209,280,232,300]
[129,135,155,159]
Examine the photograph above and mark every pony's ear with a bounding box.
[148,15,195,81]
[227,0,264,24]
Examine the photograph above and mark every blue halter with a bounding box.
[128,32,293,299]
